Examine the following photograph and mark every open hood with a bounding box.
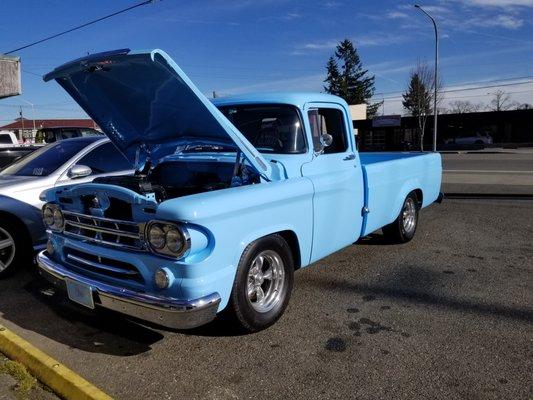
[43,49,272,179]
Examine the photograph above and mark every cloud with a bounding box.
[469,15,524,29]
[300,40,339,50]
[386,11,409,19]
[455,0,533,7]
[296,33,410,54]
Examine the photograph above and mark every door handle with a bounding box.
[343,153,356,161]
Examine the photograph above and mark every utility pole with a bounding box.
[20,99,36,142]
[414,4,439,152]
[19,106,24,142]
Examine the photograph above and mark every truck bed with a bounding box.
[359,152,442,236]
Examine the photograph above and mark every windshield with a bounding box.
[0,139,91,177]
[218,104,306,154]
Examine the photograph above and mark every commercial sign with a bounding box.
[372,115,401,128]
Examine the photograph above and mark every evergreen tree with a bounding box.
[324,39,381,116]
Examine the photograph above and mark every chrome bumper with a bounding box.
[36,251,221,330]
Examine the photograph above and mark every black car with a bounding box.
[35,127,102,144]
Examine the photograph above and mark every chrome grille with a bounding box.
[64,247,144,283]
[62,211,145,251]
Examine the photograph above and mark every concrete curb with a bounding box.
[0,325,113,400]
[444,193,533,200]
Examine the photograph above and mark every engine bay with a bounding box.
[93,158,260,203]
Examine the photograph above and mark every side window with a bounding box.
[61,129,79,140]
[0,135,11,144]
[307,108,348,154]
[76,142,132,175]
[44,130,56,143]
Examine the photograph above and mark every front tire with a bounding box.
[227,234,294,332]
[0,220,30,278]
[382,193,419,243]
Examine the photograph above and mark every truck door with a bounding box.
[301,103,364,263]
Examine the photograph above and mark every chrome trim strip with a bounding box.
[66,253,138,276]
[62,210,139,227]
[37,251,221,329]
[65,220,140,239]
[63,231,146,251]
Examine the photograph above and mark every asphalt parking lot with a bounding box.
[0,198,531,400]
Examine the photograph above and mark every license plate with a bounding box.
[66,279,94,309]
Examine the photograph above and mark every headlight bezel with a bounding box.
[42,203,64,232]
[145,221,190,259]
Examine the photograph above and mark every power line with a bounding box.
[3,1,159,55]
[374,78,533,100]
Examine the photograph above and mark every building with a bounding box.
[354,109,533,151]
[0,118,99,142]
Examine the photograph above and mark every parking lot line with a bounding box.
[0,324,113,400]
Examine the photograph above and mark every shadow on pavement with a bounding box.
[306,266,533,324]
[0,270,164,356]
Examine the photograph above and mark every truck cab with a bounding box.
[37,49,442,332]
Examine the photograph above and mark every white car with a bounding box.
[0,137,133,276]
[0,131,19,147]
[445,132,493,146]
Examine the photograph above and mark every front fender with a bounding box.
[155,178,314,310]
[0,195,45,248]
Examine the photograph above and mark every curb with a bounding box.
[0,325,113,400]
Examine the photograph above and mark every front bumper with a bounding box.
[36,251,221,330]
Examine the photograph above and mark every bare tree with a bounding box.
[447,100,483,114]
[489,90,514,111]
[402,63,441,151]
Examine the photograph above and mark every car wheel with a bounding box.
[382,193,419,243]
[0,220,30,278]
[227,234,294,332]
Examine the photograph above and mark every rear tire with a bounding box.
[382,193,419,243]
[0,220,31,278]
[226,234,294,332]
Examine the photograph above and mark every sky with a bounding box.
[1,0,532,122]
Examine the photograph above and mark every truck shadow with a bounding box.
[0,269,164,356]
[305,267,533,324]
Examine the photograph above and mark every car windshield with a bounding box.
[0,139,92,177]
[217,104,306,154]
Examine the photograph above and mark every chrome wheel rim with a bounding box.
[246,250,285,313]
[402,198,417,234]
[0,227,15,273]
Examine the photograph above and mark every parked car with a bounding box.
[35,127,102,144]
[0,146,38,170]
[0,137,133,277]
[0,131,19,147]
[37,49,442,332]
[445,132,493,146]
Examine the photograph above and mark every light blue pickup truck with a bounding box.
[37,49,442,332]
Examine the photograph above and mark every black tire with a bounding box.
[0,219,32,278]
[382,192,419,244]
[226,234,294,332]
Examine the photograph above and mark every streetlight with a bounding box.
[414,4,439,152]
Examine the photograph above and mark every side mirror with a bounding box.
[320,133,333,148]
[68,164,92,179]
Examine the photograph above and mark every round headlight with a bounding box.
[165,228,184,254]
[53,209,64,230]
[154,268,170,289]
[43,206,54,227]
[148,225,166,249]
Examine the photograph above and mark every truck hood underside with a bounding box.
[43,49,272,180]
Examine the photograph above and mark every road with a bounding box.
[442,149,533,194]
[0,199,532,400]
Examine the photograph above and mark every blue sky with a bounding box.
[1,0,532,121]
